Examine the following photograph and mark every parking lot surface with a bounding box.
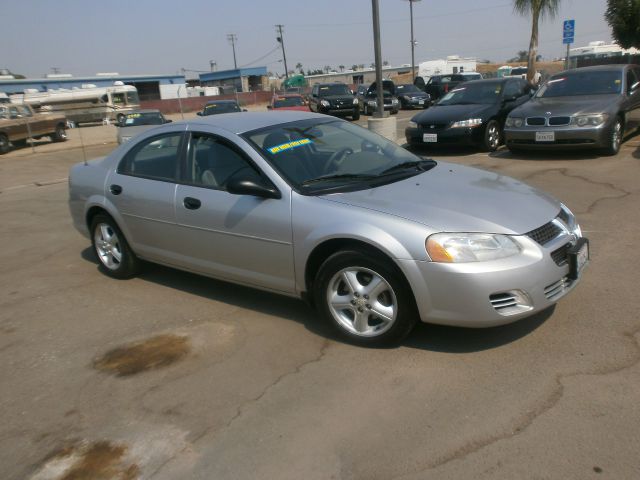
[1,111,640,479]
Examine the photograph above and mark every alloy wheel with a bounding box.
[94,223,123,270]
[326,267,397,337]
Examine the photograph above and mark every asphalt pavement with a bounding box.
[1,111,639,480]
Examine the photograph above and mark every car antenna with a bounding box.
[76,121,88,166]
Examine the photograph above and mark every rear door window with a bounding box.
[118,133,183,182]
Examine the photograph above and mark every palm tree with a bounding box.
[295,62,303,73]
[513,0,560,83]
[339,65,345,72]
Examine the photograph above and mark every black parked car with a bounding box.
[405,78,534,151]
[395,84,431,109]
[356,79,400,116]
[308,83,360,120]
[197,100,245,116]
[414,74,467,102]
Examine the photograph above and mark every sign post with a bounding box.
[563,19,575,69]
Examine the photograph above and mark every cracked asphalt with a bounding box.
[1,111,639,479]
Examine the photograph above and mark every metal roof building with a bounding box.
[199,67,268,93]
[0,74,187,100]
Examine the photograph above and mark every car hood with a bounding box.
[118,125,161,136]
[319,161,560,234]
[512,95,619,116]
[413,103,496,124]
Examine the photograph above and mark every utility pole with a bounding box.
[403,0,421,82]
[227,34,238,69]
[275,24,289,79]
[371,0,385,118]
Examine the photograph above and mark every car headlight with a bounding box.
[392,98,399,104]
[573,114,607,127]
[450,118,483,128]
[426,233,521,263]
[368,100,377,107]
[320,100,330,107]
[560,203,582,238]
[407,121,418,129]
[353,98,359,105]
[505,117,524,128]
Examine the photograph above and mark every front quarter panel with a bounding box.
[292,193,433,294]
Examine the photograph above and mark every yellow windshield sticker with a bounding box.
[615,79,621,84]
[127,113,141,118]
[268,138,312,154]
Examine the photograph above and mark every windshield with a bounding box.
[536,71,623,97]
[204,102,241,114]
[244,119,433,193]
[510,68,527,76]
[274,96,304,107]
[438,82,503,105]
[318,85,351,96]
[396,84,421,94]
[123,112,163,126]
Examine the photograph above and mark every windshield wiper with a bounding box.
[301,173,378,186]
[380,159,437,175]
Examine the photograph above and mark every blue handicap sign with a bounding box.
[563,19,575,32]
[563,36,574,45]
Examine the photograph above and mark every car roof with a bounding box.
[557,64,633,74]
[128,109,162,114]
[179,111,328,134]
[205,100,239,105]
[457,78,509,85]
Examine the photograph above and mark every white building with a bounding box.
[417,56,477,79]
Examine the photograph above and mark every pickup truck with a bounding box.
[414,74,468,102]
[0,104,67,154]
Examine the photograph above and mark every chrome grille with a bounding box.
[551,243,570,266]
[526,220,563,245]
[526,117,545,126]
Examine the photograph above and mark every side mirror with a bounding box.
[242,109,248,112]
[196,111,203,116]
[226,174,281,199]
[267,105,273,110]
[164,119,173,123]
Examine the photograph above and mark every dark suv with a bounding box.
[355,79,400,115]
[414,74,467,102]
[308,83,360,120]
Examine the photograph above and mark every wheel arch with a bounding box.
[304,238,413,300]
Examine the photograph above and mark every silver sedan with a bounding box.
[69,111,589,346]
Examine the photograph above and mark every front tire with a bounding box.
[314,250,418,347]
[90,214,140,279]
[603,117,622,156]
[352,111,360,121]
[482,120,501,152]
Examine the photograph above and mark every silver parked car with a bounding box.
[116,109,172,144]
[504,64,640,155]
[69,111,589,346]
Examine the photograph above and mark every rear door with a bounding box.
[173,130,295,293]
[105,130,186,263]
[624,67,640,132]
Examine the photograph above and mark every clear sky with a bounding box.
[3,0,611,78]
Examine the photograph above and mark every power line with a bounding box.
[238,45,281,68]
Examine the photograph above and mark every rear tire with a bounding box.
[314,250,418,347]
[52,123,67,142]
[352,111,360,121]
[90,214,140,279]
[0,134,9,154]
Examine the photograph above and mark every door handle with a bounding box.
[109,184,123,195]
[183,197,201,210]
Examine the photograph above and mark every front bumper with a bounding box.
[405,124,484,146]
[397,233,587,327]
[401,97,429,108]
[318,105,359,117]
[504,124,609,149]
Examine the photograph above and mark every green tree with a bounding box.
[513,0,560,82]
[605,0,640,49]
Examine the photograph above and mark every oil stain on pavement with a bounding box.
[93,334,190,377]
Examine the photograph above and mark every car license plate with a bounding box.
[423,133,437,143]
[418,100,424,105]
[535,131,555,142]
[567,238,589,280]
